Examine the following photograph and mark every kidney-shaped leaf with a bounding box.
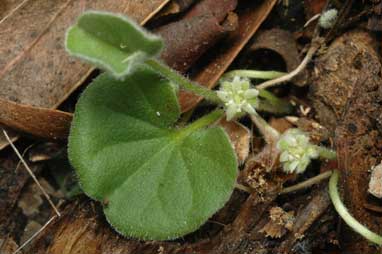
[65,11,163,79]
[68,68,237,240]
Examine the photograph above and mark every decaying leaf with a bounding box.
[304,0,326,20]
[259,206,295,238]
[0,98,72,140]
[309,30,380,130]
[368,2,382,31]
[184,0,237,21]
[218,118,251,164]
[18,178,60,217]
[369,162,382,199]
[154,0,196,18]
[0,237,18,254]
[248,28,308,86]
[0,0,28,20]
[124,0,171,25]
[312,30,382,253]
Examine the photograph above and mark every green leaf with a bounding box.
[68,68,237,240]
[65,11,163,79]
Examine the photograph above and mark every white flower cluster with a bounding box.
[277,128,319,174]
[217,76,259,121]
[319,9,338,29]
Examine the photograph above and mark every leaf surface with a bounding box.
[66,11,163,78]
[69,68,237,240]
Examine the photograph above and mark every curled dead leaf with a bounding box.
[248,28,308,86]
[0,98,72,140]
[259,206,295,238]
[218,118,250,164]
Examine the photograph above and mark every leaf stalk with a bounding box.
[223,70,286,80]
[146,59,222,104]
[329,170,382,245]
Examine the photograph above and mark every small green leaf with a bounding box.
[65,11,163,79]
[68,68,237,240]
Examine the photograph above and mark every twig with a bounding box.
[2,129,61,217]
[279,170,332,195]
[256,39,321,90]
[15,144,34,172]
[304,13,321,28]
[0,0,30,25]
[11,215,57,254]
[235,182,252,193]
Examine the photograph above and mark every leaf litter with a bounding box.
[2,1,382,254]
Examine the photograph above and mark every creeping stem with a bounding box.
[145,59,222,104]
[329,170,382,245]
[223,69,286,80]
[316,146,337,160]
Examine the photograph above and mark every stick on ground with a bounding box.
[2,129,61,217]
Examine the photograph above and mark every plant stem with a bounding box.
[146,59,221,104]
[222,70,286,80]
[328,170,382,245]
[280,170,332,195]
[257,89,294,115]
[235,182,252,193]
[179,109,224,137]
[316,145,337,160]
[256,40,321,90]
[249,112,280,144]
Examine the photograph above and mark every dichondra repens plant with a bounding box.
[65,11,336,240]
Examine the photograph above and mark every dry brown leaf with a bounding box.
[0,98,72,140]
[0,237,18,254]
[369,162,382,199]
[124,0,171,25]
[0,0,25,20]
[259,206,295,238]
[218,118,250,164]
[0,0,169,146]
[154,0,196,18]
[179,0,278,112]
[322,30,382,252]
[18,178,59,216]
[249,28,307,86]
[304,0,326,19]
[269,117,294,134]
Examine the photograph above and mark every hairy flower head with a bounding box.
[217,76,259,121]
[277,128,319,174]
[319,9,338,29]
